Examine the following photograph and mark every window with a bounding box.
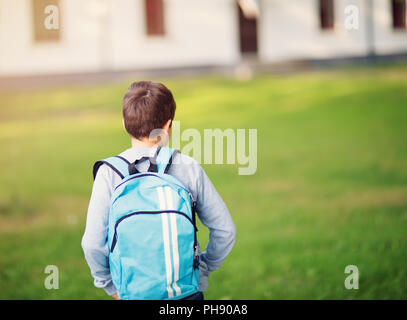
[392,0,406,29]
[145,0,165,36]
[32,0,60,42]
[237,2,258,54]
[319,0,334,30]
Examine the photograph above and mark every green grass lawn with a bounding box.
[0,64,407,299]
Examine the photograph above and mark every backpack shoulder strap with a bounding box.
[93,156,130,180]
[127,147,162,174]
[163,149,180,174]
[154,147,179,174]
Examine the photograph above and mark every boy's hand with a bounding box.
[112,292,120,300]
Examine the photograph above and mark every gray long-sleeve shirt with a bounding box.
[81,146,236,296]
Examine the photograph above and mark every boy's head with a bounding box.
[122,81,176,140]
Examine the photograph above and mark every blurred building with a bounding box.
[0,0,406,77]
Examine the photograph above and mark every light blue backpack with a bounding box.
[93,147,200,300]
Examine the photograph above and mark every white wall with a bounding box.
[1,0,406,77]
[259,0,371,62]
[372,0,407,55]
[109,0,240,70]
[0,0,104,76]
[0,0,239,76]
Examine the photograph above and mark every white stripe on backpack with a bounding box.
[157,187,174,298]
[165,186,182,296]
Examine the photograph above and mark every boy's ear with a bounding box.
[162,119,172,134]
[122,118,126,130]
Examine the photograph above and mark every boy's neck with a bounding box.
[131,137,160,149]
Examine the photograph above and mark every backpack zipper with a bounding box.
[110,210,197,253]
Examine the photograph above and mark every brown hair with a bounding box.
[122,81,176,139]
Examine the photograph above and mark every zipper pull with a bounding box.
[188,192,197,213]
[193,248,200,269]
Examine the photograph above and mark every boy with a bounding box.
[81,81,236,300]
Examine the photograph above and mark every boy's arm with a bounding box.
[194,165,237,290]
[81,165,117,296]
